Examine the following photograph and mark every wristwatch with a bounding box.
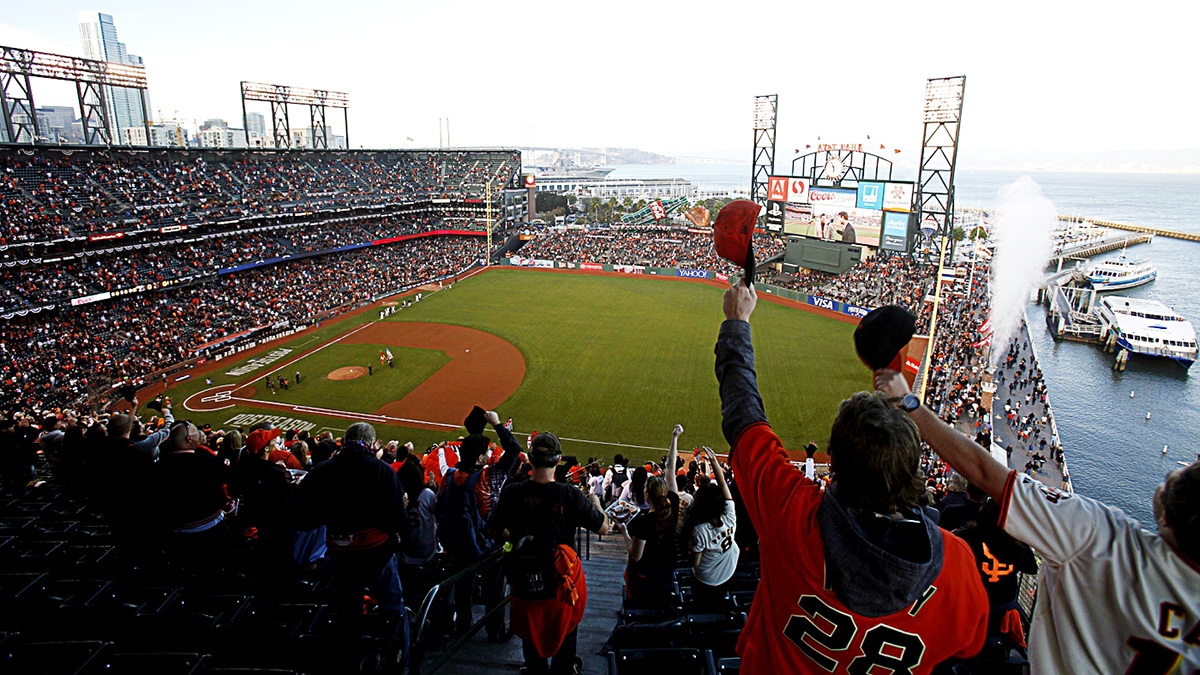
[901,393,921,413]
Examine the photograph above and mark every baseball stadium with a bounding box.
[2,13,1198,675]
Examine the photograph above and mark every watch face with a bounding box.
[824,158,844,178]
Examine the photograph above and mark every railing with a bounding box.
[409,547,509,675]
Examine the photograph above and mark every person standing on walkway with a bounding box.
[490,432,610,675]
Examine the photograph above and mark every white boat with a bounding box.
[1097,296,1196,368]
[1087,256,1157,291]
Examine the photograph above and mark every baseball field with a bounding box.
[164,267,868,462]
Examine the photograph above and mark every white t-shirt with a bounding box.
[690,499,739,587]
[1001,472,1200,674]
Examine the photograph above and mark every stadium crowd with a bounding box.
[0,215,458,313]
[0,148,519,244]
[0,234,484,417]
[515,227,785,275]
[772,251,934,312]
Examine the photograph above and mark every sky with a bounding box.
[2,1,1198,161]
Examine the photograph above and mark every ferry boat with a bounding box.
[1086,256,1157,291]
[1097,296,1197,368]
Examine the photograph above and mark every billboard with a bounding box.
[781,180,915,250]
[765,201,785,231]
[881,212,911,252]
[768,176,808,204]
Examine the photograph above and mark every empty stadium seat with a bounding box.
[607,648,716,675]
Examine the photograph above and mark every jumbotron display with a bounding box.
[766,176,914,251]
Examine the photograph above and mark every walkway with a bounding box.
[988,321,1067,489]
[438,532,627,674]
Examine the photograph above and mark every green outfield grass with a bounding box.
[163,268,867,462]
[251,343,450,412]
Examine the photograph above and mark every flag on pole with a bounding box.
[979,314,992,336]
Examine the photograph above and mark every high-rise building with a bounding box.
[78,12,151,144]
[245,112,266,140]
[35,106,82,143]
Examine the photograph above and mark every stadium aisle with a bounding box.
[438,532,627,674]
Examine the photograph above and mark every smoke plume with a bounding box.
[988,176,1057,369]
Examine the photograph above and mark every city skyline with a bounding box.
[0,1,1197,163]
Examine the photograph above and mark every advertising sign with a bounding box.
[580,262,604,270]
[677,269,709,279]
[856,182,885,210]
[808,187,858,208]
[881,212,910,252]
[649,200,666,221]
[883,182,915,212]
[764,201,785,231]
[808,295,837,311]
[787,177,808,203]
[767,176,788,202]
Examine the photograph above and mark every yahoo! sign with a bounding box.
[677,269,709,279]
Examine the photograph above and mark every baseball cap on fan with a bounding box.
[712,200,763,286]
[529,432,562,468]
[854,305,917,373]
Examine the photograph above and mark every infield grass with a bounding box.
[165,268,867,462]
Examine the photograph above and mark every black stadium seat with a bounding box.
[607,648,716,675]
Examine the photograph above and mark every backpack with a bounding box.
[503,533,562,601]
[606,465,629,503]
[435,468,490,559]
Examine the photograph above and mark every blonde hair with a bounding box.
[646,476,675,531]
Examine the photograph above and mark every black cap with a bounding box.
[529,432,562,468]
[463,406,487,435]
[459,433,490,470]
[854,305,917,371]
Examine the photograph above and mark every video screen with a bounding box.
[780,181,914,250]
[784,187,882,248]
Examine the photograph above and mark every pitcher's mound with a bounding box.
[328,366,367,381]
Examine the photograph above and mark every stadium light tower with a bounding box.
[239,81,348,149]
[914,76,965,263]
[751,95,778,205]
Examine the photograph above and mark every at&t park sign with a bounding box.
[816,144,863,153]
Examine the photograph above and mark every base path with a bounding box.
[184,321,526,432]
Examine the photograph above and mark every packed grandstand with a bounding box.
[1,145,1196,675]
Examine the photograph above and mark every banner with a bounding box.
[764,201,785,231]
[881,212,910,252]
[808,295,837,311]
[649,200,666,221]
[883,182,915,212]
[715,273,729,282]
[808,187,857,208]
[787,177,809,204]
[677,269,709,279]
[842,304,870,319]
[856,182,885,210]
[612,264,645,274]
[767,176,789,202]
[533,259,554,268]
[579,262,604,270]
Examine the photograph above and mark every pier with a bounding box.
[1058,215,1200,242]
[1051,231,1152,266]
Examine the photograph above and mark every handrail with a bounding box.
[409,546,508,675]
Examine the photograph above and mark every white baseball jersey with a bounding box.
[999,472,1200,673]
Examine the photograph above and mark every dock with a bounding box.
[1058,215,1200,242]
[1051,231,1152,266]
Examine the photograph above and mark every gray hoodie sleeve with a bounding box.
[714,319,767,446]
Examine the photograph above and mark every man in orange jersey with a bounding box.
[713,282,986,673]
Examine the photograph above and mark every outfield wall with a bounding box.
[499,257,873,320]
